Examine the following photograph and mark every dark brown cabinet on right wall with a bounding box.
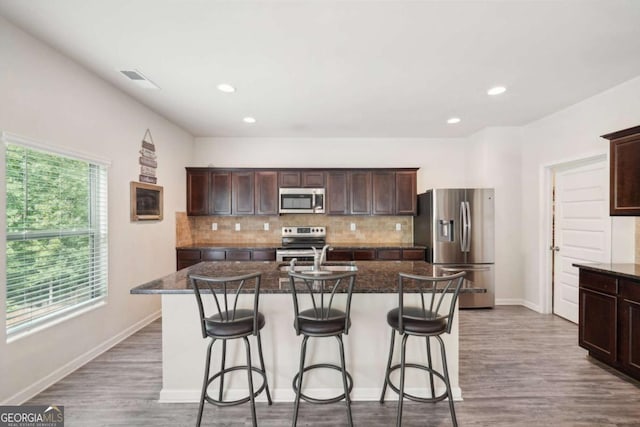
[576,265,640,381]
[602,125,640,216]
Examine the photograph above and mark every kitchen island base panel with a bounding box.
[160,294,461,403]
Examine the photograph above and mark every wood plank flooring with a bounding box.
[27,306,640,426]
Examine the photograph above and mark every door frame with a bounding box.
[540,153,608,315]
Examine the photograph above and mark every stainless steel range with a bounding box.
[276,226,326,262]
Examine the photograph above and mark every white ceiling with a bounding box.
[2,0,640,138]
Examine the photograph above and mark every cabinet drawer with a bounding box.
[402,249,425,261]
[252,249,276,261]
[353,249,376,260]
[377,249,402,260]
[202,249,225,261]
[327,250,353,261]
[620,279,640,302]
[178,249,201,260]
[226,250,251,261]
[579,270,617,295]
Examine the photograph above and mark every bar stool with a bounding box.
[189,272,272,427]
[287,270,357,427]
[379,271,466,427]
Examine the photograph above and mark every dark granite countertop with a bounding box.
[572,263,640,282]
[130,261,483,295]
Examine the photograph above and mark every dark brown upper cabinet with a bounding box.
[255,171,278,215]
[350,171,372,215]
[602,125,640,216]
[326,171,350,215]
[232,171,255,215]
[372,171,395,215]
[186,170,210,216]
[396,171,417,215]
[211,171,232,215]
[278,170,325,187]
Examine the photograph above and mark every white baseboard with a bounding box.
[3,310,161,405]
[159,386,463,403]
[495,299,542,313]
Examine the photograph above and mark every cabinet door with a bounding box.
[176,249,201,270]
[279,171,301,188]
[602,127,640,215]
[255,171,278,215]
[302,171,325,187]
[186,170,210,216]
[327,171,350,215]
[232,172,255,215]
[372,171,395,215]
[211,171,232,215]
[396,171,417,215]
[350,171,372,215]
[579,287,617,364]
[619,280,640,378]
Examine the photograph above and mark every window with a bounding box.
[4,136,108,336]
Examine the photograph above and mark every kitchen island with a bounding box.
[131,261,482,403]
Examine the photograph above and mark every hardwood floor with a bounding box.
[27,306,640,426]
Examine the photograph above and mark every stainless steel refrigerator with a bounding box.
[414,189,495,308]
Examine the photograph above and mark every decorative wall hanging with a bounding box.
[138,128,157,184]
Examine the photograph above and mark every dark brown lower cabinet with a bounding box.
[177,248,276,269]
[577,267,640,381]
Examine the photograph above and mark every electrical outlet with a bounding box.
[263,223,269,231]
[235,223,241,231]
[350,223,356,231]
[211,223,217,231]
[395,223,402,231]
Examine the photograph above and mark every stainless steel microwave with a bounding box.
[279,188,325,214]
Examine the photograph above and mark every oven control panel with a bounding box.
[281,226,326,237]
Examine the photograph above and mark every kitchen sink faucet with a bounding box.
[312,245,332,271]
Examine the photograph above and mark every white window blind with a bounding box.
[5,140,108,336]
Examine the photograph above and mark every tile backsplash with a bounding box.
[176,212,413,247]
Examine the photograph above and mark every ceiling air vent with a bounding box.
[119,69,159,89]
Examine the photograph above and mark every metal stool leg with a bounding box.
[336,335,353,427]
[243,336,258,427]
[380,329,396,403]
[219,339,227,402]
[396,333,409,427]
[437,335,458,427]
[292,335,309,427]
[197,338,215,427]
[426,336,436,399]
[256,331,273,405]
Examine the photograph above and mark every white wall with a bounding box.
[519,76,640,312]
[466,127,523,304]
[0,16,193,403]
[193,137,471,191]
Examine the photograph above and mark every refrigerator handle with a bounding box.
[459,201,466,252]
[465,201,471,252]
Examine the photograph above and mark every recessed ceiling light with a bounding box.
[447,117,461,124]
[487,86,507,96]
[217,83,236,93]
[243,117,256,124]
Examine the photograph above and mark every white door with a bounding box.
[553,159,610,323]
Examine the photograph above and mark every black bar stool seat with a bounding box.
[386,307,446,334]
[297,308,350,335]
[204,310,266,337]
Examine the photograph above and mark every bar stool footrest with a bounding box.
[385,363,448,403]
[204,365,268,407]
[292,363,353,404]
